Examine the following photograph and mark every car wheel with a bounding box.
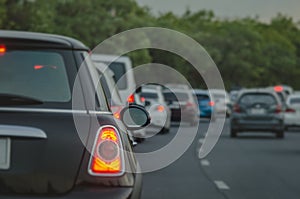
[230,129,237,138]
[276,131,284,139]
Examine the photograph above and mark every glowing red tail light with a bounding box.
[0,44,6,54]
[88,126,124,176]
[233,104,241,113]
[208,101,215,107]
[111,106,123,119]
[186,101,196,109]
[275,105,282,114]
[156,105,165,112]
[286,108,296,113]
[127,94,135,103]
[274,86,283,92]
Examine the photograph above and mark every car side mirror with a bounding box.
[120,104,151,130]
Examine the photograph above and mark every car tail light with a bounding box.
[275,105,282,113]
[111,106,123,119]
[156,105,165,112]
[233,104,241,113]
[274,86,283,92]
[34,65,44,70]
[140,97,145,103]
[286,108,296,113]
[208,101,215,107]
[88,126,124,176]
[186,101,196,108]
[0,44,6,55]
[127,94,135,104]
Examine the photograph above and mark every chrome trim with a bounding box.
[0,125,47,139]
[0,107,112,115]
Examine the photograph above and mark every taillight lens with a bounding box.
[208,101,215,107]
[127,94,135,104]
[233,104,241,113]
[88,126,124,176]
[286,108,296,113]
[156,105,165,112]
[186,102,196,109]
[0,44,6,55]
[111,106,123,119]
[275,105,282,114]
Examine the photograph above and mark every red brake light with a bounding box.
[127,94,135,103]
[140,97,145,103]
[0,44,6,54]
[111,106,123,119]
[208,101,215,107]
[157,105,165,112]
[88,126,124,176]
[34,65,44,70]
[285,108,295,113]
[274,86,283,92]
[233,104,241,113]
[275,105,282,113]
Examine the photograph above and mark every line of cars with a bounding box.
[230,85,300,138]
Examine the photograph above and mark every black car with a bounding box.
[230,89,284,138]
[0,30,150,198]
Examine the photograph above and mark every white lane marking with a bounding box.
[214,181,230,190]
[200,159,210,166]
[198,138,205,144]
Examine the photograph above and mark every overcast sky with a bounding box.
[136,0,300,22]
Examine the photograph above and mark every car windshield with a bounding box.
[290,97,300,105]
[0,50,71,102]
[239,93,276,105]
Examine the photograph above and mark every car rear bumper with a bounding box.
[231,117,284,132]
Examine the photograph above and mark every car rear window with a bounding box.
[196,94,209,101]
[141,92,158,99]
[290,97,300,105]
[163,91,189,102]
[0,50,71,102]
[239,93,276,105]
[104,61,127,90]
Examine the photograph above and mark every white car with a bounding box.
[93,62,146,143]
[284,94,300,130]
[209,89,232,117]
[141,85,171,133]
[91,54,136,103]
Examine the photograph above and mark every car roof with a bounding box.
[193,89,208,94]
[0,30,89,50]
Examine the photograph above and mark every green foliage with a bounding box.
[0,1,300,89]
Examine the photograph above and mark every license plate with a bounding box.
[251,108,265,115]
[0,138,11,170]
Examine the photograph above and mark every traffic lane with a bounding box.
[200,120,300,199]
[134,122,226,199]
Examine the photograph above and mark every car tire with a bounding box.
[276,131,284,139]
[230,129,237,138]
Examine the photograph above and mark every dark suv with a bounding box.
[0,30,149,198]
[230,89,284,138]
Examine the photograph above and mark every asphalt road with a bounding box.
[134,119,300,199]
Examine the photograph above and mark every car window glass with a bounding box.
[104,61,127,90]
[163,91,189,102]
[0,50,71,102]
[290,97,300,105]
[239,93,276,105]
[196,94,209,101]
[141,92,158,99]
